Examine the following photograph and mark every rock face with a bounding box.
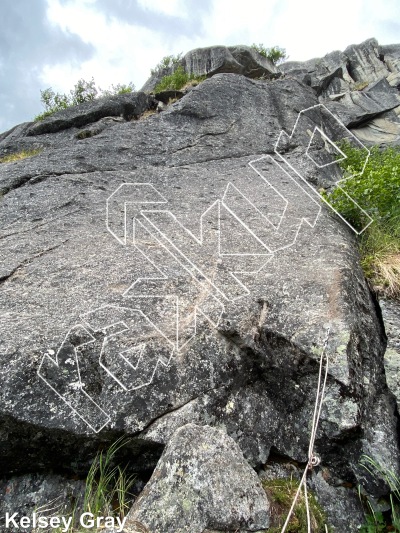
[383,299,400,411]
[126,424,270,533]
[279,49,352,94]
[0,473,85,533]
[27,92,154,136]
[1,38,400,532]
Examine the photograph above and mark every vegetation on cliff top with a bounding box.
[250,44,288,64]
[154,66,206,92]
[151,43,287,92]
[34,78,135,121]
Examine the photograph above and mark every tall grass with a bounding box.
[359,455,400,532]
[83,436,135,519]
[360,218,400,298]
[34,437,135,533]
[262,477,328,532]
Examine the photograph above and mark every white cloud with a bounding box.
[44,0,156,92]
[45,0,400,94]
[137,0,188,18]
[200,0,377,61]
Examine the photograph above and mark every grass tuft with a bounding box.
[359,455,400,532]
[83,436,135,520]
[0,148,42,164]
[360,220,400,297]
[353,81,369,91]
[34,437,135,533]
[262,477,328,532]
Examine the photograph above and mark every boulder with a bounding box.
[350,106,400,146]
[141,45,278,92]
[322,85,400,129]
[323,77,351,99]
[125,424,270,533]
[343,38,388,84]
[25,92,154,136]
[279,49,351,94]
[0,74,397,482]
[183,45,277,79]
[308,471,365,531]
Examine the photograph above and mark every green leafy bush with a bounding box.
[154,66,205,92]
[151,53,183,75]
[251,44,288,64]
[35,78,135,121]
[325,143,400,230]
[323,142,400,297]
[101,82,136,97]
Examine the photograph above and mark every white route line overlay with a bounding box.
[37,326,110,433]
[127,218,225,351]
[274,102,372,235]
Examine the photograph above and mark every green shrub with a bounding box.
[151,53,183,75]
[70,78,98,105]
[101,82,135,97]
[34,78,135,121]
[324,143,400,230]
[323,142,400,298]
[154,66,205,92]
[251,44,288,64]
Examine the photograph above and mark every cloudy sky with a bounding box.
[1,0,400,133]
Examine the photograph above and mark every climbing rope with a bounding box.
[281,327,331,533]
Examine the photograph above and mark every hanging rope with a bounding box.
[280,327,331,533]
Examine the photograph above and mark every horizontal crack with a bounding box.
[0,240,69,286]
[139,385,220,436]
[1,167,130,197]
[170,121,237,155]
[0,209,80,241]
